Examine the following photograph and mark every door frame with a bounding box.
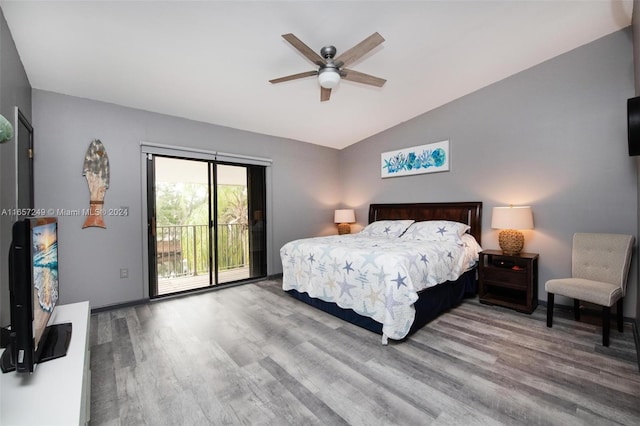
[139,142,273,300]
[14,107,34,218]
[147,154,216,297]
[145,153,159,297]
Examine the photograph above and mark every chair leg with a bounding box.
[547,293,554,328]
[574,299,580,321]
[617,298,624,333]
[603,306,611,347]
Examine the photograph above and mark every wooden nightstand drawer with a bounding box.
[483,268,528,288]
[478,250,539,314]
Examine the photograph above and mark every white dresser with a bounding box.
[0,301,91,425]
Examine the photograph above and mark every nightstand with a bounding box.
[478,250,539,313]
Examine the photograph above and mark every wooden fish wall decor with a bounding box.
[82,139,110,229]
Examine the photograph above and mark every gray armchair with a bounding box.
[545,233,634,347]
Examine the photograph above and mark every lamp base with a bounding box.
[498,229,524,255]
[337,223,351,235]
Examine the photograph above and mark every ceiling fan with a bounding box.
[269,32,387,102]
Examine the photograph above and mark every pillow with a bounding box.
[460,233,483,269]
[359,220,415,238]
[400,220,470,242]
[460,233,482,254]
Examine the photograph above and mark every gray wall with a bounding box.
[0,8,31,325]
[340,29,639,317]
[32,90,340,309]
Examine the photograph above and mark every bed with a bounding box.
[281,202,483,343]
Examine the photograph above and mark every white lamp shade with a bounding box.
[491,206,534,230]
[334,209,355,224]
[318,69,340,89]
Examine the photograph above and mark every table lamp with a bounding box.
[491,205,534,255]
[334,209,355,235]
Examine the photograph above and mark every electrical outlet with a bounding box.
[120,268,128,279]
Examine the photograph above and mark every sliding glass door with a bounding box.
[147,155,266,297]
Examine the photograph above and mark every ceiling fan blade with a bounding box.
[282,33,326,66]
[321,87,331,102]
[334,32,385,68]
[341,69,386,87]
[269,70,318,84]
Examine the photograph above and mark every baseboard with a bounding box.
[268,273,283,280]
[91,298,150,314]
[89,276,279,313]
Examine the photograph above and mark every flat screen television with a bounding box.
[1,217,71,374]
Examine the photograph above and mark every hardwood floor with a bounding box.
[89,279,640,425]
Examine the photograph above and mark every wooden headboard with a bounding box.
[368,202,483,244]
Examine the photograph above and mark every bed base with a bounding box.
[286,268,477,341]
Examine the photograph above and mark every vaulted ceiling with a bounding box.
[1,1,633,149]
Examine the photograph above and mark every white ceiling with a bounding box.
[0,1,633,150]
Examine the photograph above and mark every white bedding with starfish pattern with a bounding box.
[280,232,481,340]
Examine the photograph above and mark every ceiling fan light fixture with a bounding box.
[318,68,340,89]
[271,33,385,100]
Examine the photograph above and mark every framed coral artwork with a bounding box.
[381,140,449,178]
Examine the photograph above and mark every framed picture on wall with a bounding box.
[381,140,450,178]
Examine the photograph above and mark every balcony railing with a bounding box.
[156,223,248,279]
